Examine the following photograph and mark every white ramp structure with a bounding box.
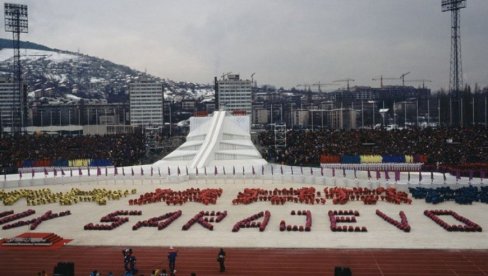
[153,111,267,169]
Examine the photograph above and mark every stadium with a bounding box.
[1,111,488,275]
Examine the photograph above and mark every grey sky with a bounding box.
[12,0,488,91]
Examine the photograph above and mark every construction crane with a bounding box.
[400,72,410,86]
[312,82,338,92]
[296,84,313,105]
[296,84,313,91]
[372,75,399,88]
[405,79,432,89]
[221,72,232,80]
[333,78,355,91]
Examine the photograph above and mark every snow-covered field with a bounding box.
[1,177,488,250]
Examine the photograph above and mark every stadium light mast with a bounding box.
[442,0,466,126]
[4,3,28,133]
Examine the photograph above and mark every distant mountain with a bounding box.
[0,39,213,104]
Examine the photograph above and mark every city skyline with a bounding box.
[12,0,488,91]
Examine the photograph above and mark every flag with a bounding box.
[353,168,357,178]
[375,170,380,180]
[105,167,108,176]
[19,171,22,179]
[252,166,255,175]
[443,172,447,182]
[87,167,91,176]
[223,166,226,175]
[431,170,434,181]
[195,167,198,176]
[61,168,65,176]
[168,167,171,176]
[395,170,400,182]
[97,167,101,176]
[32,169,35,177]
[281,166,283,175]
[122,167,125,176]
[114,166,118,176]
[419,171,423,182]
[214,166,217,175]
[367,170,371,179]
[44,168,48,176]
[310,167,313,175]
[342,168,346,177]
[321,166,324,176]
[271,165,274,175]
[332,168,336,177]
[140,167,144,176]
[158,167,161,176]
[408,171,411,182]
[79,168,83,176]
[385,170,390,180]
[291,166,294,175]
[53,168,57,177]
[233,166,236,175]
[242,166,245,175]
[186,166,188,175]
[151,167,154,176]
[178,166,181,175]
[70,168,73,177]
[261,165,264,175]
[131,168,134,176]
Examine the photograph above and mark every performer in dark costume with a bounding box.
[217,248,226,272]
[123,248,138,276]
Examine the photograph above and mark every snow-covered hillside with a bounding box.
[0,49,78,63]
[0,45,214,103]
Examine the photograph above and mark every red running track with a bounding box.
[1,246,488,276]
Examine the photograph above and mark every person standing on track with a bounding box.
[217,248,226,272]
[123,248,138,276]
[167,246,178,275]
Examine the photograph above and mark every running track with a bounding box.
[2,246,488,276]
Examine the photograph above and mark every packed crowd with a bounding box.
[0,133,146,169]
[258,127,488,166]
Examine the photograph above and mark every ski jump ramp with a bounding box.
[153,111,267,169]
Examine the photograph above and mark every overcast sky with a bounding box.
[10,0,488,91]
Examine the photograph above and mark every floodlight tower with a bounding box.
[442,0,466,97]
[4,3,28,133]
